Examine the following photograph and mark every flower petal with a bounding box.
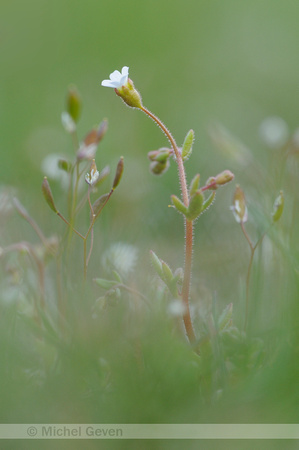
[109,70,122,81]
[101,79,117,87]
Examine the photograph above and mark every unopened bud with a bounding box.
[112,157,124,189]
[147,148,171,163]
[77,121,108,161]
[149,159,170,175]
[66,85,81,123]
[205,177,218,190]
[231,185,248,223]
[215,170,234,186]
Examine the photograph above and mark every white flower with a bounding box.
[101,66,129,89]
[101,242,138,277]
[85,168,99,186]
[61,112,76,133]
[230,200,248,223]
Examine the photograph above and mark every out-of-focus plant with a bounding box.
[42,86,124,280]
[231,185,284,330]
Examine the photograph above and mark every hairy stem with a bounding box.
[140,106,196,344]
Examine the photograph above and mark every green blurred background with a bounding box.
[1,1,299,446]
[2,0,298,310]
[2,0,299,188]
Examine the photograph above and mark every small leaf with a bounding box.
[112,270,123,283]
[149,250,164,278]
[171,195,188,216]
[93,278,118,290]
[186,190,204,221]
[202,191,216,213]
[189,174,200,197]
[181,129,194,161]
[58,159,72,173]
[218,303,233,331]
[161,261,174,285]
[42,177,58,213]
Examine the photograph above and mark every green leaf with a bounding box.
[218,303,233,331]
[171,195,188,216]
[149,250,164,278]
[161,261,174,285]
[186,190,204,221]
[189,174,200,197]
[93,278,117,290]
[181,129,194,161]
[202,191,216,213]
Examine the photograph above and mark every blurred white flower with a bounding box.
[101,242,138,278]
[167,300,186,317]
[41,154,69,189]
[101,66,129,89]
[61,112,76,133]
[259,117,289,149]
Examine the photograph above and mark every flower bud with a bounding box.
[58,159,72,173]
[77,121,108,161]
[272,190,284,222]
[114,78,143,108]
[149,159,170,175]
[66,85,81,123]
[231,185,248,223]
[147,148,171,163]
[42,177,58,213]
[112,156,124,190]
[215,170,234,186]
[205,177,218,190]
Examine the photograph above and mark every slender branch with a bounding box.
[57,211,85,240]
